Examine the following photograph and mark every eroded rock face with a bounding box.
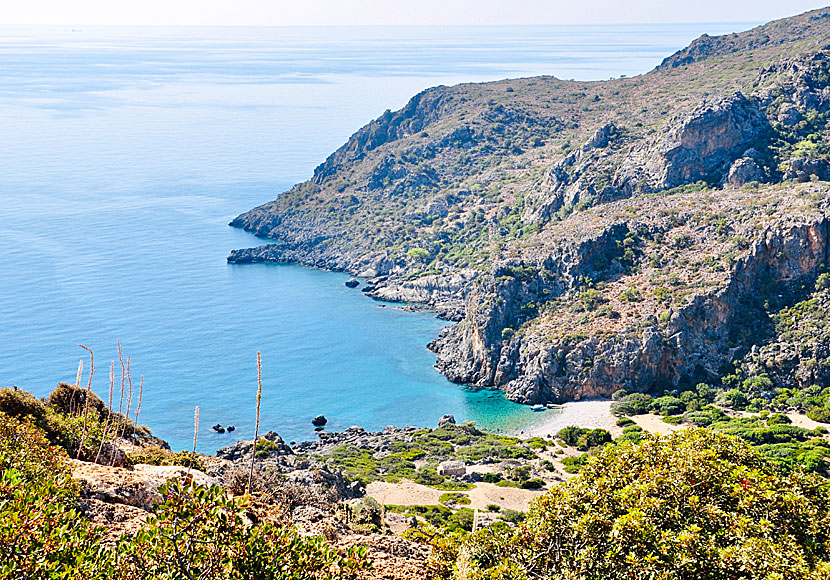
[432,186,830,404]
[523,123,622,223]
[616,92,769,193]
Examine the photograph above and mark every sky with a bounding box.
[1,0,827,26]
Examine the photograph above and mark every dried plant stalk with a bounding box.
[71,359,84,416]
[117,339,126,417]
[134,375,144,426]
[247,351,263,496]
[95,362,116,465]
[117,356,134,443]
[188,405,200,475]
[76,345,94,461]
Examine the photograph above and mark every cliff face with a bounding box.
[230,8,830,405]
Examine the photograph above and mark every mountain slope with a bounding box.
[230,7,830,404]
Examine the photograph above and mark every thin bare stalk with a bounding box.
[124,357,133,430]
[76,345,94,461]
[95,362,115,465]
[107,359,117,466]
[70,359,84,416]
[117,339,126,417]
[117,356,134,443]
[188,406,200,475]
[134,375,144,426]
[247,351,263,496]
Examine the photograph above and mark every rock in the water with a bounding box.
[212,424,226,433]
[437,414,456,428]
[312,415,328,427]
[344,278,360,288]
[226,425,235,432]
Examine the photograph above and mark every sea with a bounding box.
[0,22,753,452]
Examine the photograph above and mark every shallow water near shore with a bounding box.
[0,22,751,451]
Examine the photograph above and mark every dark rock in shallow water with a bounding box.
[312,415,327,427]
[212,424,225,433]
[226,425,235,432]
[438,414,456,428]
[344,278,360,288]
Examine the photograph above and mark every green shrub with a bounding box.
[807,407,830,424]
[439,492,471,506]
[651,395,685,416]
[128,447,205,471]
[611,393,654,416]
[460,429,830,578]
[714,388,749,410]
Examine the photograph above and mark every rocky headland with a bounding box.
[230,8,830,406]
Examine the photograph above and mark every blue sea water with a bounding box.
[0,22,753,451]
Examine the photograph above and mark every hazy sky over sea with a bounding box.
[2,0,827,26]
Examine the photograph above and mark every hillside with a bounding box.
[229,8,830,404]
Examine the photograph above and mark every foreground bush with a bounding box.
[0,412,369,579]
[453,429,830,579]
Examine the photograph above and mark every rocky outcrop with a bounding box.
[433,186,830,403]
[216,430,293,462]
[311,86,458,184]
[615,92,769,194]
[524,123,623,223]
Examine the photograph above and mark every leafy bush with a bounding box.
[459,429,830,579]
[128,447,205,471]
[119,479,369,579]
[807,407,830,424]
[611,393,654,416]
[714,388,749,410]
[439,492,470,506]
[0,412,369,579]
[650,395,685,416]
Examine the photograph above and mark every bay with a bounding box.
[0,22,752,451]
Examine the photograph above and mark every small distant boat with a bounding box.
[531,404,546,412]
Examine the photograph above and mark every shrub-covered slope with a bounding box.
[230,8,830,403]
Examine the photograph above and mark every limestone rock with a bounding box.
[437,414,456,428]
[725,156,764,186]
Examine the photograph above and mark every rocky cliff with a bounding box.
[230,8,830,405]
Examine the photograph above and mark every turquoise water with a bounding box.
[0,23,751,451]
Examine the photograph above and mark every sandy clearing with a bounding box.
[367,480,442,507]
[631,413,683,435]
[366,480,544,512]
[465,482,544,511]
[785,412,825,430]
[515,400,620,438]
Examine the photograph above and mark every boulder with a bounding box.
[437,414,456,428]
[344,278,360,288]
[312,415,328,427]
[437,460,466,477]
[725,156,764,186]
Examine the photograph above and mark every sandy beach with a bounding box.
[513,400,622,438]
